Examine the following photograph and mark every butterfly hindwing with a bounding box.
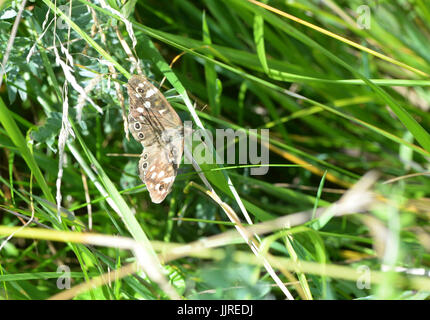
[138,144,178,203]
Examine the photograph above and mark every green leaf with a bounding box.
[31,112,62,152]
[0,97,54,203]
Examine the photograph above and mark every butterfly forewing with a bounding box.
[127,75,184,203]
[127,75,182,127]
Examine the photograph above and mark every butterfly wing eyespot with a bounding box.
[134,123,141,130]
[138,133,145,139]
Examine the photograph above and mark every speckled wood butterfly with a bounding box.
[127,75,184,203]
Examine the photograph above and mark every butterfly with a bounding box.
[127,75,184,203]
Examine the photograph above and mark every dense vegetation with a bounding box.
[1,0,430,300]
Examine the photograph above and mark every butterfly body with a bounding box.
[127,75,183,203]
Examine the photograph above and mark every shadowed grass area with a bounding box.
[1,0,430,300]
